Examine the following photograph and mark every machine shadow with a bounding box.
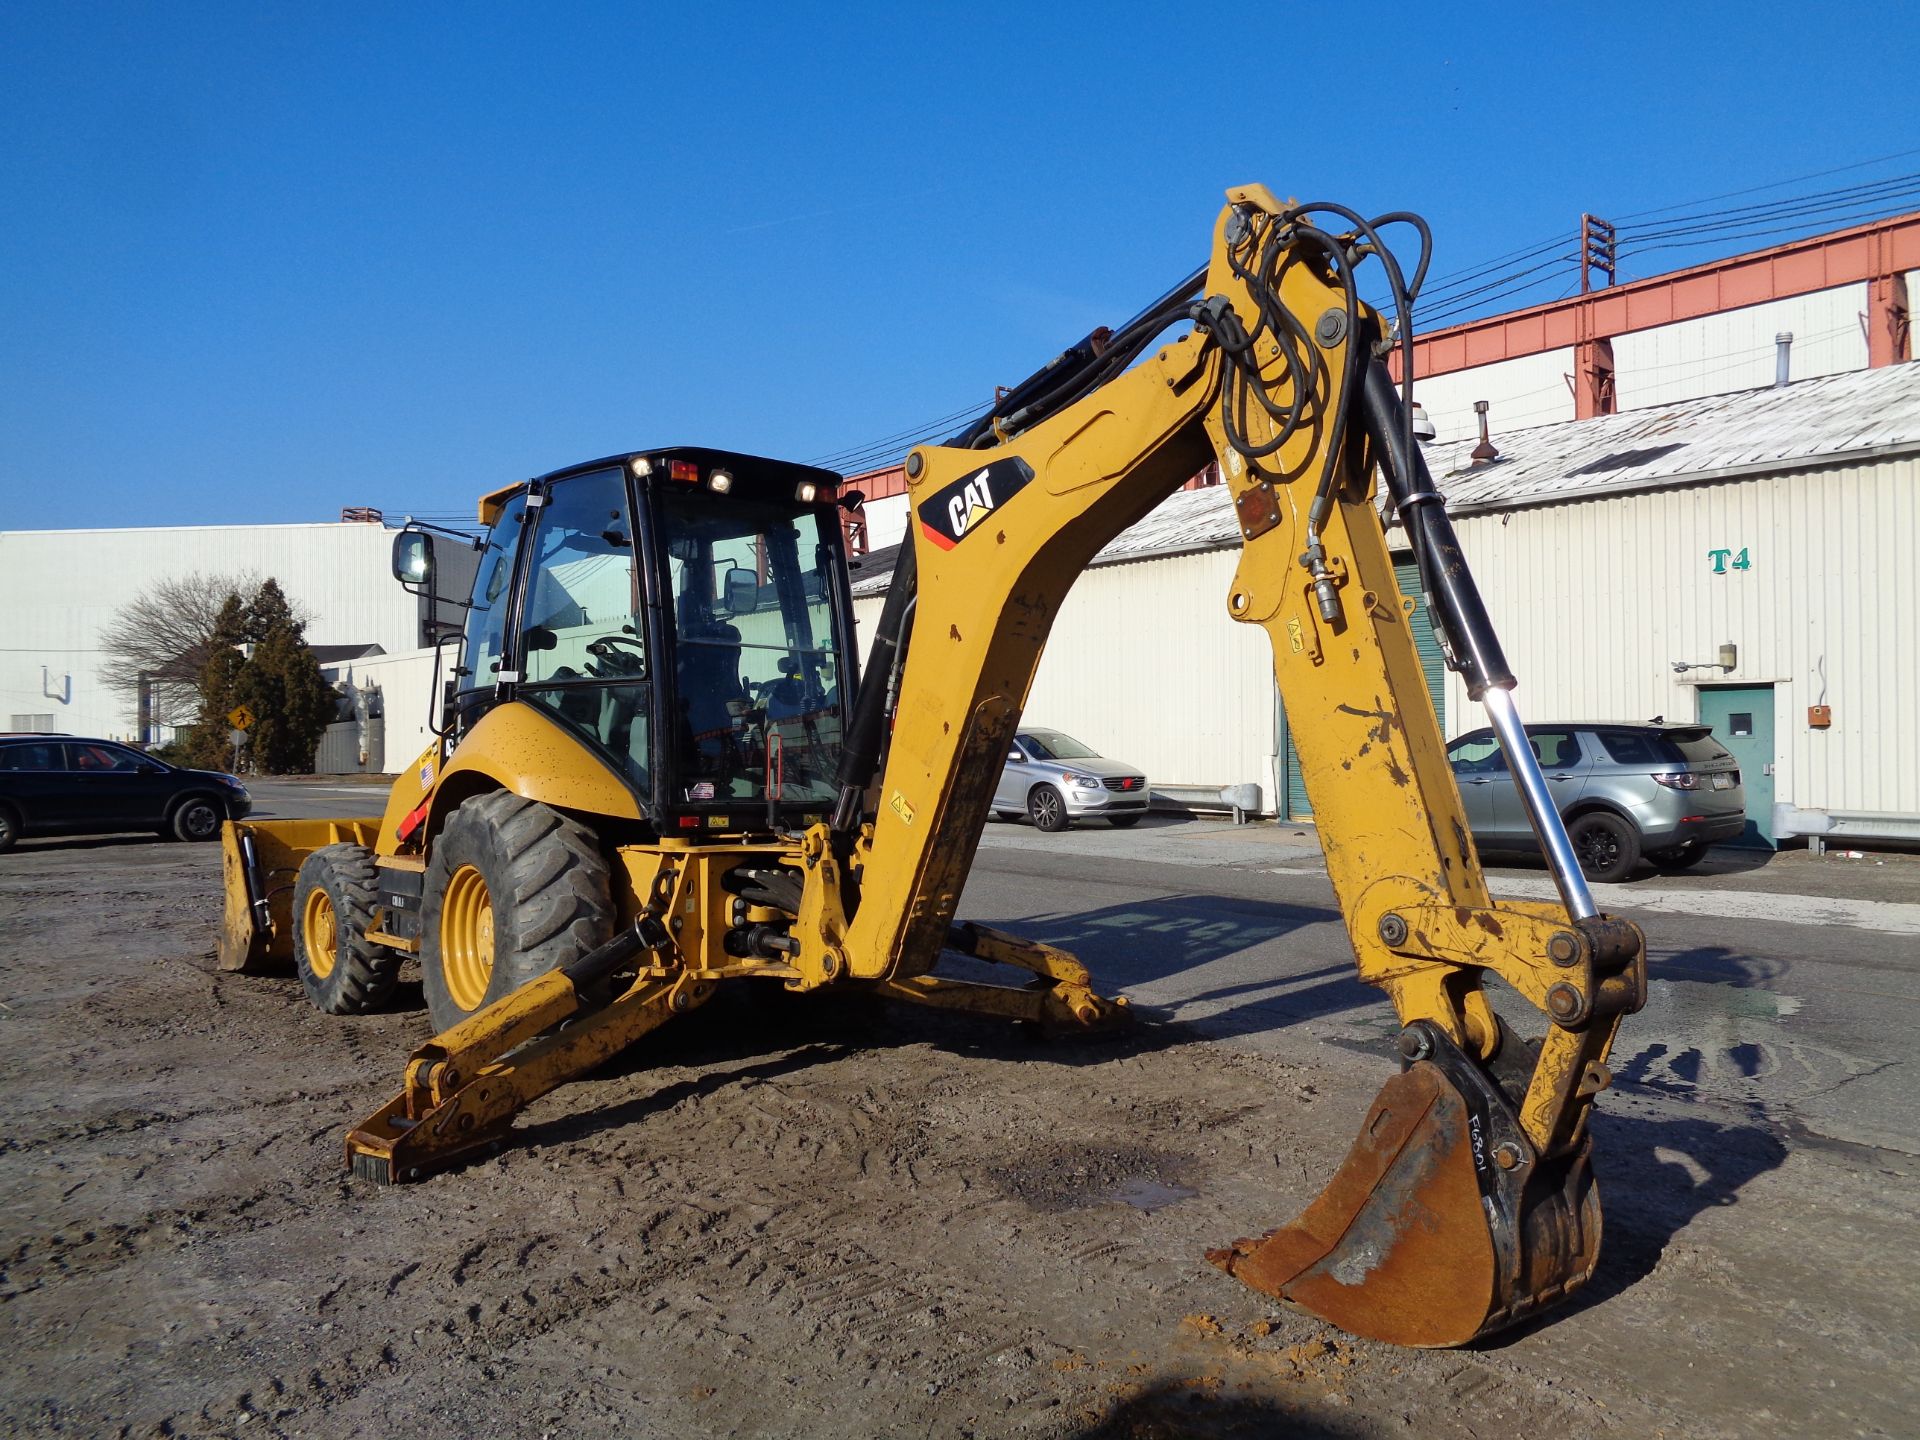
[1065,1383,1375,1440]
[970,893,1381,1040]
[1481,1103,1787,1345]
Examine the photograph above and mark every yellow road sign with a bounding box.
[227,705,256,730]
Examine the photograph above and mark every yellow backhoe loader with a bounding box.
[220,185,1645,1349]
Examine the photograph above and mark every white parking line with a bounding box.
[1469,874,1920,937]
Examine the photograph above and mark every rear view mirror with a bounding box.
[1008,749,1026,764]
[720,565,758,616]
[393,530,434,591]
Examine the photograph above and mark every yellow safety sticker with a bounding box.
[889,790,916,826]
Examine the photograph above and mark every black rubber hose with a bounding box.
[831,536,917,833]
[1358,357,1514,698]
[559,919,653,989]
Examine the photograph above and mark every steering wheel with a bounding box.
[585,634,648,678]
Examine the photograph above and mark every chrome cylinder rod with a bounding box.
[1481,686,1598,920]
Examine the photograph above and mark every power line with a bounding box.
[811,155,1920,466]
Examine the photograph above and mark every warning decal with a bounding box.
[915,457,1035,552]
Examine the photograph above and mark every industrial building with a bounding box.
[840,210,1919,845]
[0,517,471,767]
[3,210,1914,841]
[853,361,1918,845]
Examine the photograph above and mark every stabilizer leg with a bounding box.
[346,924,711,1183]
[877,922,1132,1032]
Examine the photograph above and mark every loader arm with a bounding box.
[809,186,1646,1345]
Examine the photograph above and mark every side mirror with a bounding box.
[720,565,758,616]
[393,530,434,590]
[1008,749,1026,764]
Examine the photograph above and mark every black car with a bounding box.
[0,735,252,851]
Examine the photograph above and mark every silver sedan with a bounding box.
[992,728,1151,831]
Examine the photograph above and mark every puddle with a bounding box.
[1105,1177,1197,1212]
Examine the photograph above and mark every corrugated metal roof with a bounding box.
[1437,362,1920,512]
[849,365,1920,595]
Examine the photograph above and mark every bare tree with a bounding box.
[97,572,310,728]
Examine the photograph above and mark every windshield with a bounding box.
[1022,729,1098,761]
[658,488,845,808]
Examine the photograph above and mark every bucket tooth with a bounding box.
[1209,1022,1602,1348]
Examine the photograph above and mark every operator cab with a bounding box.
[407,447,857,836]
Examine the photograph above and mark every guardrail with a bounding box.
[1773,804,1920,855]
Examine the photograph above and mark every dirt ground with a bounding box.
[3,835,1915,1439]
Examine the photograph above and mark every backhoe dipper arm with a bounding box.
[809,185,1646,1347]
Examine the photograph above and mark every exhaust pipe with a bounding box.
[1775,332,1793,387]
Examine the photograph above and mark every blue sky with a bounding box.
[3,3,1916,531]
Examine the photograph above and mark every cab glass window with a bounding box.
[659,488,844,806]
[460,492,528,694]
[517,469,652,792]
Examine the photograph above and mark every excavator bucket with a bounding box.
[1209,1024,1601,1348]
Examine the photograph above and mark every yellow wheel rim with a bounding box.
[303,887,338,979]
[440,863,496,1012]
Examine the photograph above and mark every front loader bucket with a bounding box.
[217,818,381,973]
[1209,1023,1601,1348]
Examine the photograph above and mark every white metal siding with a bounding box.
[1444,457,1918,815]
[0,524,419,741]
[856,548,1280,808]
[1612,287,1866,409]
[860,494,911,551]
[323,649,444,775]
[1413,348,1577,452]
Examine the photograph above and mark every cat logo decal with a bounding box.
[916,457,1035,551]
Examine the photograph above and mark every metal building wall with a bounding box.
[1442,456,1919,816]
[1411,347,1576,449]
[854,547,1280,808]
[1612,286,1865,407]
[0,524,422,740]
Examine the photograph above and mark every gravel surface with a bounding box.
[2,829,1915,1439]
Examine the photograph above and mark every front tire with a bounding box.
[0,803,19,853]
[1108,815,1142,829]
[294,844,400,1014]
[419,792,614,1034]
[171,796,223,842]
[1028,785,1069,833]
[1568,812,1640,883]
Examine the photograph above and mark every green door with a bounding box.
[1280,555,1444,820]
[1696,685,1776,847]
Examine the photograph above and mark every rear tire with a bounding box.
[1108,815,1142,829]
[1648,843,1708,872]
[419,792,614,1034]
[0,803,18,853]
[171,795,223,842]
[294,844,400,1014]
[1568,812,1640,883]
[1028,785,1069,833]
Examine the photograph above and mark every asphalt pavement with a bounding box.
[243,778,1920,1158]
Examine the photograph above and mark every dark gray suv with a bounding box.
[0,736,252,852]
[1446,722,1745,882]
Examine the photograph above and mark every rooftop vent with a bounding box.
[1469,400,1500,465]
